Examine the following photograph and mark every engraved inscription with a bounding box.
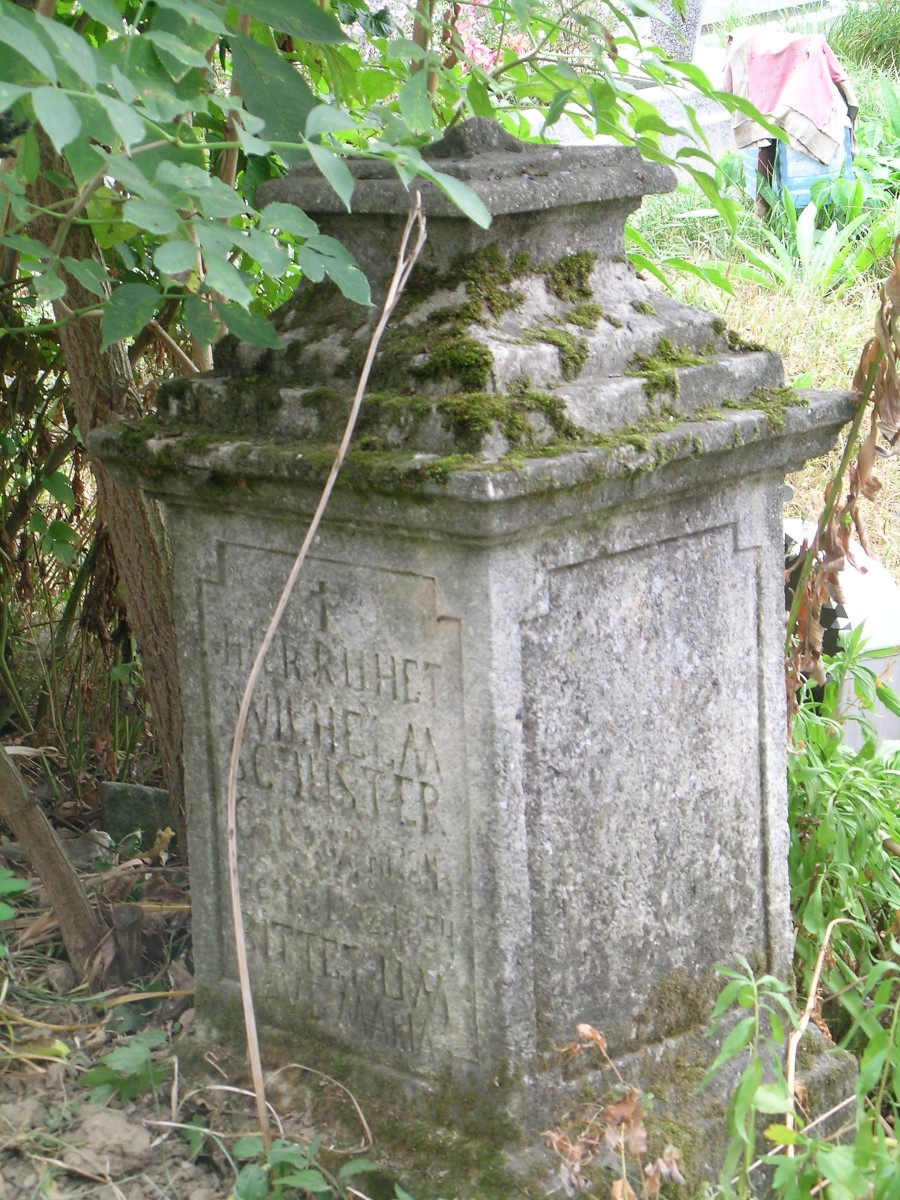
[201,549,476,1065]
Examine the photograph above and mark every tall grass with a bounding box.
[828,0,900,74]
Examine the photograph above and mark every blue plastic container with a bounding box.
[742,125,853,209]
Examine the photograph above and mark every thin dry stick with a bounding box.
[225,194,428,1147]
[744,1093,857,1178]
[784,917,855,1156]
[267,1061,373,1150]
[147,320,199,375]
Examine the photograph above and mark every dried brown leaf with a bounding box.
[625,1117,648,1158]
[853,336,881,395]
[883,237,900,310]
[605,1087,642,1128]
[611,1178,638,1200]
[641,1162,662,1200]
[575,1023,607,1052]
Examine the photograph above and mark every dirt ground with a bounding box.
[0,1014,234,1200]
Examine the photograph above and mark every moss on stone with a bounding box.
[188,985,547,1200]
[626,338,705,400]
[523,326,590,381]
[437,387,580,452]
[565,301,604,329]
[545,251,596,302]
[631,299,658,317]
[722,386,809,433]
[726,328,767,354]
[605,313,624,329]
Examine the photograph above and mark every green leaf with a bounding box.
[144,30,212,73]
[1,233,52,261]
[702,1014,756,1083]
[417,164,491,229]
[816,1144,867,1193]
[100,37,185,123]
[0,12,57,81]
[339,1157,378,1178]
[97,94,147,149]
[323,256,370,305]
[398,70,432,135]
[101,283,162,350]
[231,35,316,166]
[154,0,227,32]
[34,13,99,88]
[0,82,28,113]
[238,228,290,276]
[764,1123,799,1146]
[229,0,347,45]
[214,302,281,349]
[182,295,220,344]
[124,199,182,236]
[306,141,355,210]
[467,76,493,118]
[305,104,358,139]
[752,1082,793,1114]
[43,472,75,507]
[0,869,29,899]
[232,1135,266,1160]
[17,126,40,185]
[234,1163,267,1200]
[32,87,82,153]
[196,179,246,219]
[260,202,318,240]
[154,241,198,277]
[880,77,900,140]
[79,0,124,26]
[34,270,68,302]
[179,1113,209,1161]
[278,1170,332,1193]
[203,257,251,306]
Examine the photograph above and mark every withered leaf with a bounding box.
[575,1023,607,1052]
[610,1178,638,1200]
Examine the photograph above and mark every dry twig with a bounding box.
[224,195,428,1146]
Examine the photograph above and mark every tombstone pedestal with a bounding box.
[91,121,856,1194]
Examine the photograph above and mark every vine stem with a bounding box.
[783,357,880,659]
[224,194,427,1147]
[784,917,855,1155]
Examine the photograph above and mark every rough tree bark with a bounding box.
[0,747,102,982]
[29,147,188,854]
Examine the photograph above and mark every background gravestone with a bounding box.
[91,120,855,1192]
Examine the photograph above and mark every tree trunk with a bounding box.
[29,148,188,854]
[0,747,103,982]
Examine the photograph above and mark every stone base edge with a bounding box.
[188,984,856,1199]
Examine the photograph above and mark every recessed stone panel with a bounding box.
[522,524,765,1051]
[199,544,477,1068]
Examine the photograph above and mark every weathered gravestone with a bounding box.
[91,120,855,1192]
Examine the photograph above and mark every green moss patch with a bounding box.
[722,385,809,432]
[626,337,706,400]
[564,301,604,329]
[545,251,596,302]
[523,326,590,381]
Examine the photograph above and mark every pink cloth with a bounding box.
[723,32,857,164]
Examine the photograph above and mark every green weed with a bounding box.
[78,1029,171,1103]
[828,0,900,73]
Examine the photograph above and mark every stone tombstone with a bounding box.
[91,120,854,1185]
[649,0,704,62]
